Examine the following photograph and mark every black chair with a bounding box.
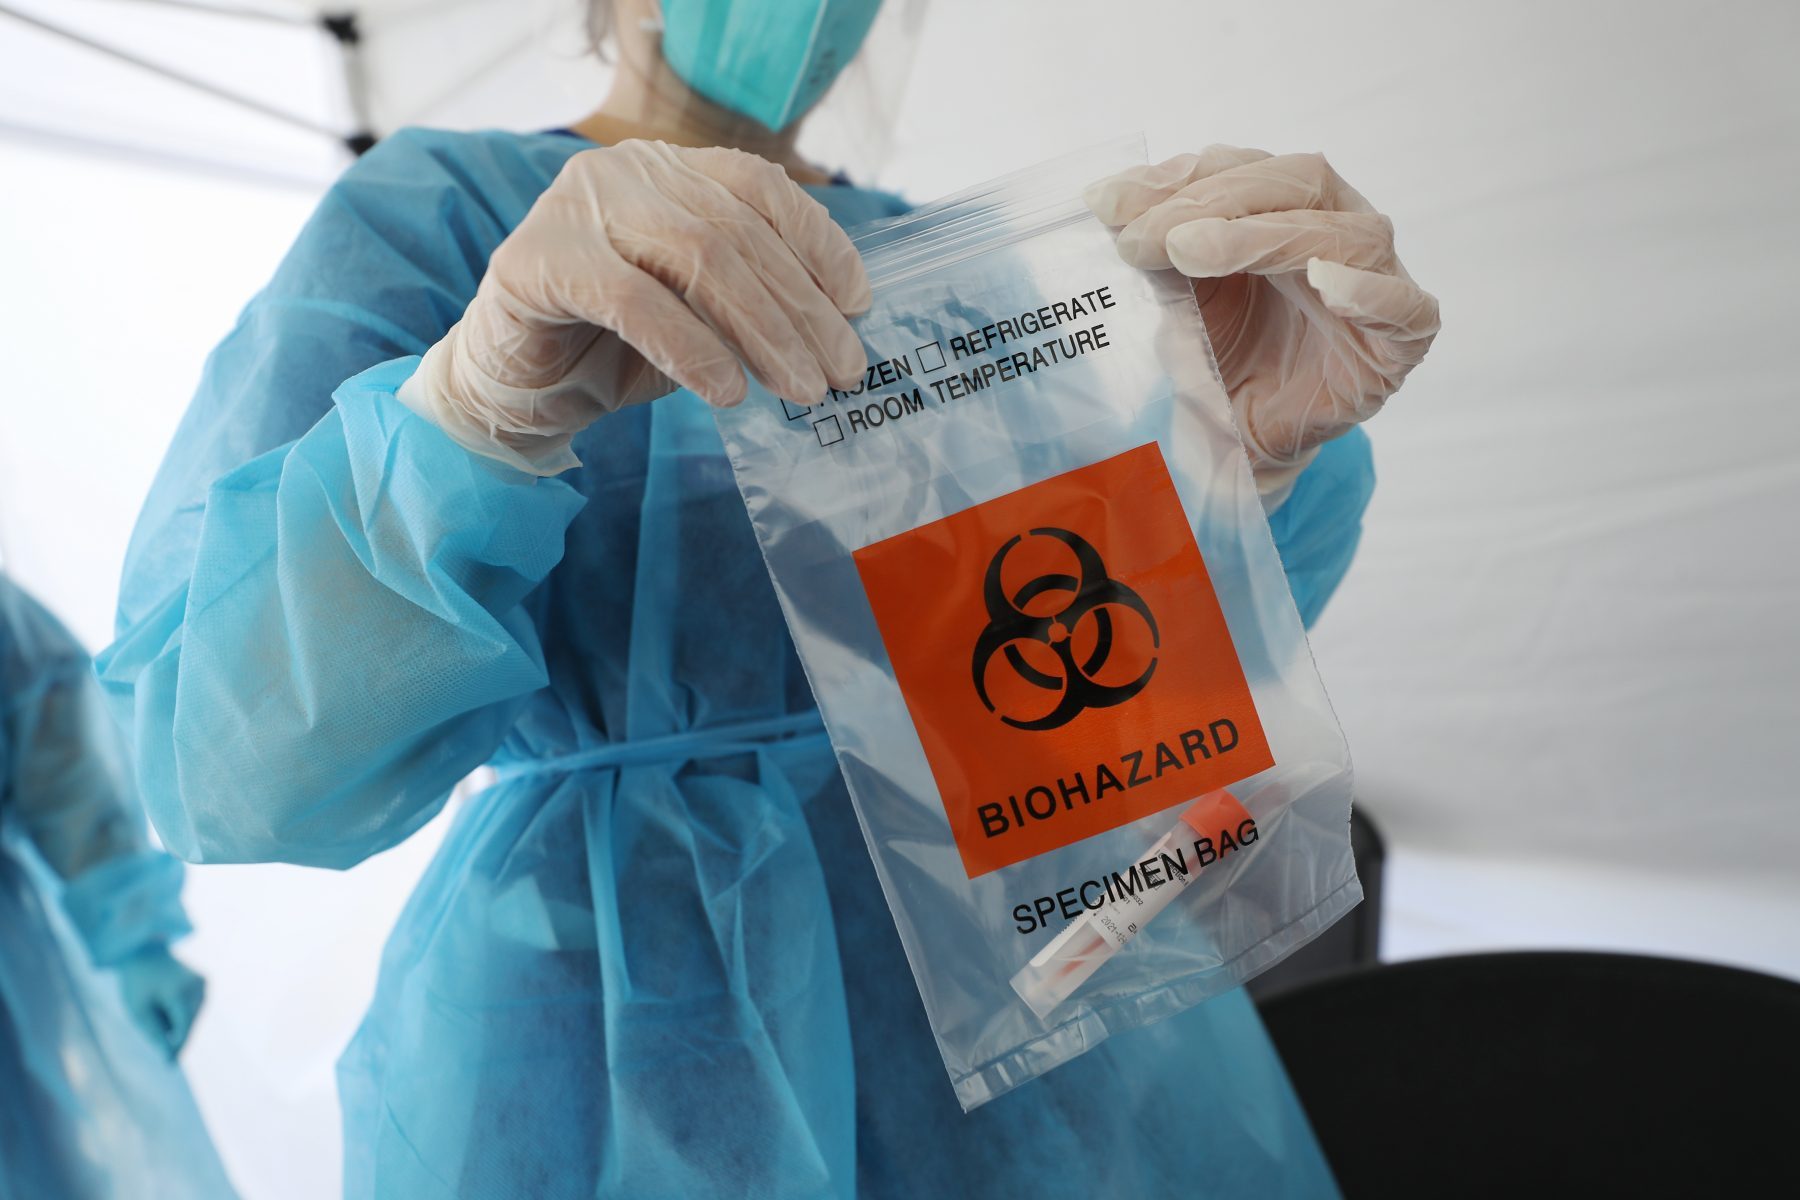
[1247,807,1385,999]
[1259,951,1800,1196]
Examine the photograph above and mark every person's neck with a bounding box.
[571,72,831,186]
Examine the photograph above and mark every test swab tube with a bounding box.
[1010,789,1253,1020]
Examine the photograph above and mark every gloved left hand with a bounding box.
[116,945,205,1060]
[1085,147,1441,494]
[399,140,870,475]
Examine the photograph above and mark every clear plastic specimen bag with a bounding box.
[714,136,1360,1109]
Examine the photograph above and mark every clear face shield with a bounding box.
[594,0,926,185]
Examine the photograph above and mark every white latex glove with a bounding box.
[1086,147,1441,497]
[400,140,872,474]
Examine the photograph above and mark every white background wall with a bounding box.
[2,2,1797,1197]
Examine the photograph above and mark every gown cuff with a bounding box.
[61,851,190,967]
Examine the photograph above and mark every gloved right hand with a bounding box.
[399,139,873,475]
[1084,147,1439,499]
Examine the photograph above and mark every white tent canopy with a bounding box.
[0,0,615,181]
[0,0,913,184]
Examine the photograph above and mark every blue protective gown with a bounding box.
[100,128,1374,1199]
[0,577,233,1199]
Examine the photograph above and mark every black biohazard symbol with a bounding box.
[971,527,1160,730]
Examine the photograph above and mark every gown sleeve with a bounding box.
[96,130,586,870]
[1267,426,1375,628]
[1,579,189,965]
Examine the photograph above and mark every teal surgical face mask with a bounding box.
[659,0,886,133]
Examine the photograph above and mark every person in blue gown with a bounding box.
[99,1,1435,1195]
[1,575,233,1199]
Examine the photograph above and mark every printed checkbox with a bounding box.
[814,415,844,447]
[780,397,811,421]
[915,341,947,372]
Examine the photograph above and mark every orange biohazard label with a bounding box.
[853,443,1273,877]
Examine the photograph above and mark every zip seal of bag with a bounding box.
[715,134,1361,1109]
